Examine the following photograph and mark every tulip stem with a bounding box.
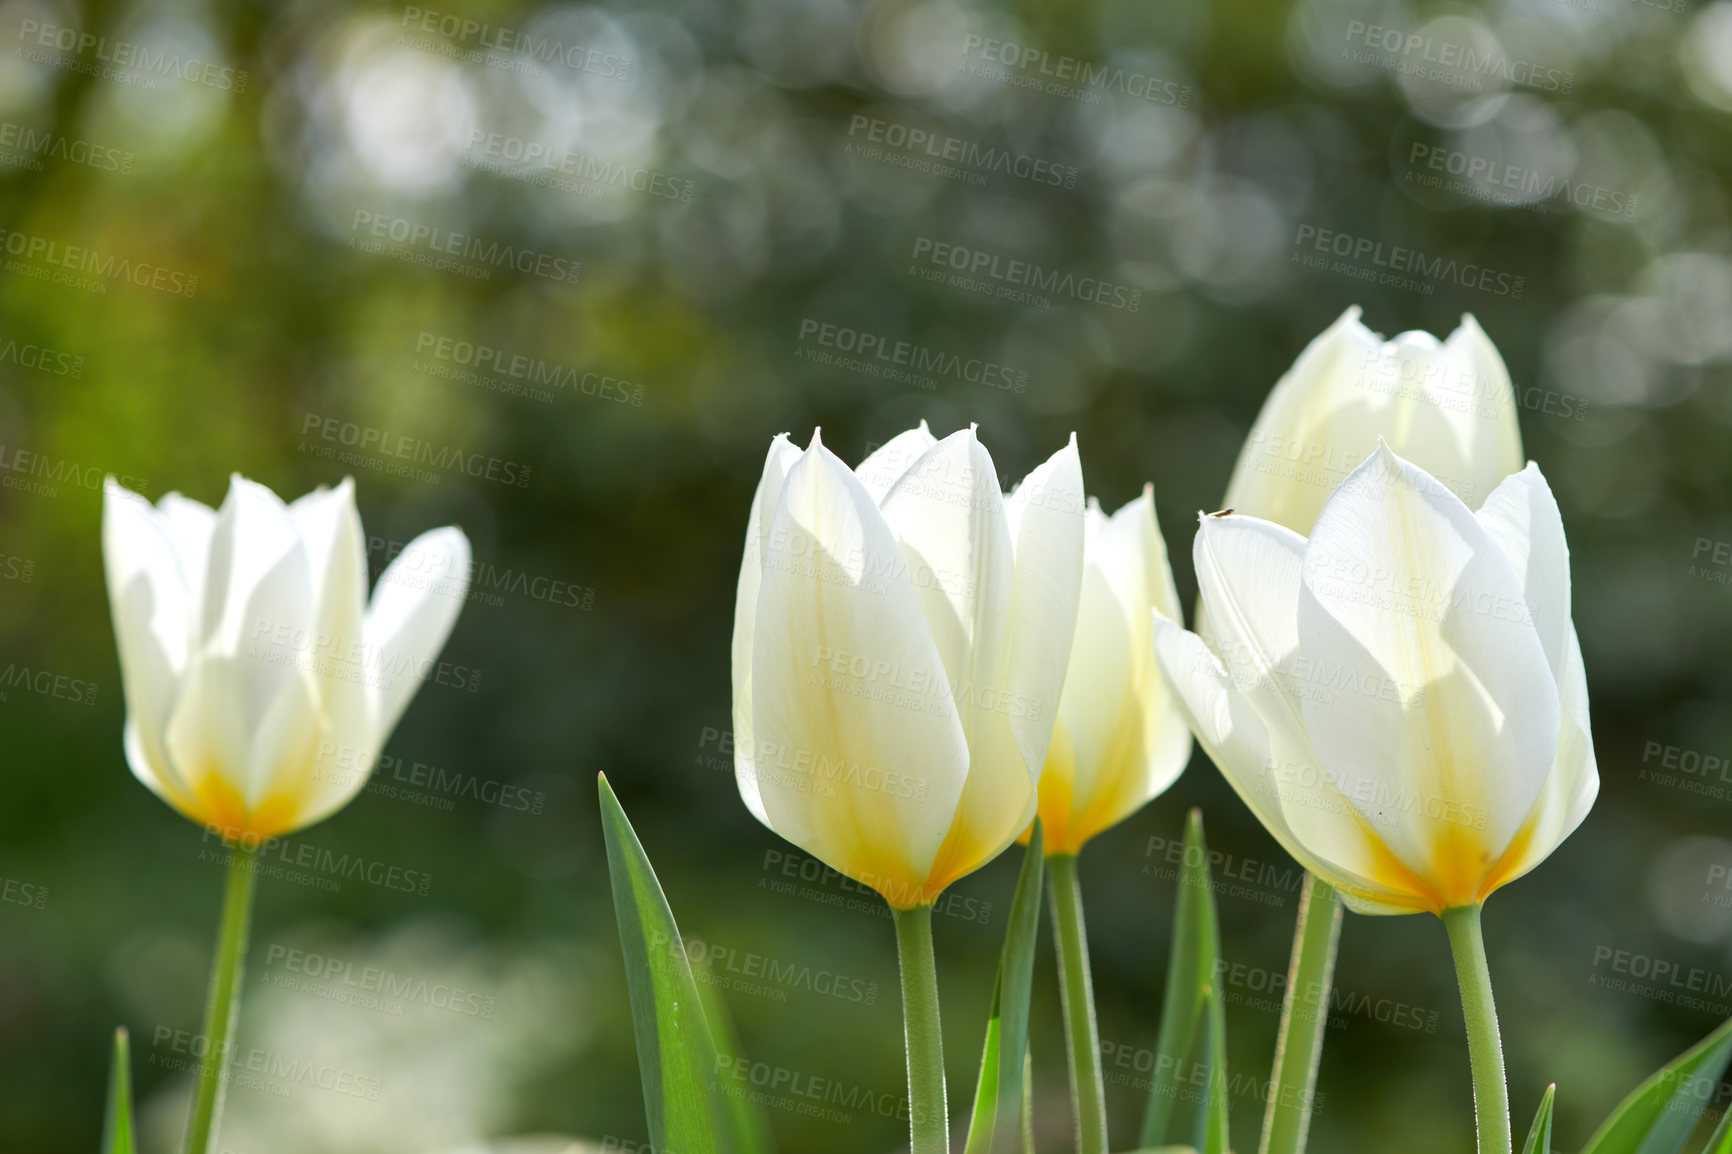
[1046,853,1107,1154]
[184,844,258,1154]
[1259,873,1343,1154]
[893,903,949,1154]
[1443,904,1511,1154]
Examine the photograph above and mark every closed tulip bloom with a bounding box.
[1224,307,1523,536]
[1033,487,1192,855]
[103,475,471,841]
[1153,445,1597,916]
[732,424,1085,909]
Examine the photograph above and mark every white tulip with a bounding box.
[1153,445,1597,914]
[102,475,471,840]
[1033,488,1193,854]
[1223,307,1524,536]
[732,424,1085,908]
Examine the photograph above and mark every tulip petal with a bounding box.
[732,434,802,827]
[199,476,310,661]
[999,435,1087,785]
[750,437,969,907]
[289,479,376,769]
[856,421,937,503]
[1151,614,1417,914]
[1189,512,1430,906]
[1474,462,1570,680]
[1447,314,1526,509]
[103,480,201,816]
[363,526,472,736]
[1484,625,1598,891]
[1296,446,1560,908]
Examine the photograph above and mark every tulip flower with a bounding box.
[1153,445,1596,1154]
[1209,308,1528,1154]
[732,423,1084,1154]
[102,474,471,1154]
[1222,306,1523,536]
[1022,488,1191,1154]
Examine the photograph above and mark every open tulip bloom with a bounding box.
[732,423,1083,1153]
[1153,444,1597,1154]
[102,474,471,1154]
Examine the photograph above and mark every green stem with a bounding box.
[894,903,949,1154]
[184,845,258,1154]
[1046,853,1107,1154]
[1444,904,1511,1154]
[1259,874,1343,1154]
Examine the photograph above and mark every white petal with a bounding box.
[998,435,1086,782]
[749,437,970,905]
[363,526,472,736]
[155,491,217,609]
[732,434,802,827]
[1488,625,1598,889]
[856,421,937,504]
[1445,314,1526,509]
[1296,446,1560,907]
[1151,614,1417,914]
[199,475,310,662]
[103,479,199,812]
[290,479,376,762]
[1474,462,1569,680]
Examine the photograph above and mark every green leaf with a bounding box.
[101,1027,134,1154]
[1580,1016,1732,1154]
[963,822,1046,1154]
[598,773,746,1154]
[1701,1091,1732,1154]
[692,955,776,1154]
[1522,1084,1555,1154]
[1141,809,1230,1154]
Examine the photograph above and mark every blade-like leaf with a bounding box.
[693,956,776,1154]
[599,773,743,1154]
[1141,809,1230,1154]
[1701,1092,1732,1154]
[101,1027,135,1154]
[965,822,1046,1154]
[1522,1084,1555,1154]
[1580,1016,1732,1154]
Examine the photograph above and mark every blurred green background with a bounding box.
[3,0,1732,1148]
